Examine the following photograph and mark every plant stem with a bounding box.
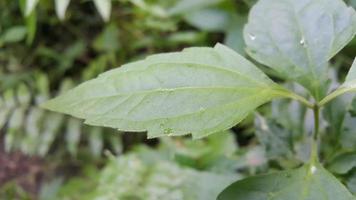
[310,104,320,163]
[319,87,356,107]
[277,88,314,109]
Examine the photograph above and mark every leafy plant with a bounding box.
[50,141,238,200]
[0,72,122,157]
[43,0,356,199]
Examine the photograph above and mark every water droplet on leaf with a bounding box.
[249,33,256,41]
[310,165,317,174]
[300,37,306,47]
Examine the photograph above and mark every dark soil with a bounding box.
[0,141,43,198]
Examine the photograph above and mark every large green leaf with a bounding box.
[244,0,356,99]
[42,44,294,139]
[218,163,355,200]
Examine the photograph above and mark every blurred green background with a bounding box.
[1,0,356,199]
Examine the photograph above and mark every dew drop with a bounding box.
[310,165,317,174]
[249,33,256,41]
[300,37,306,47]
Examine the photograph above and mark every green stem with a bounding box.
[310,104,320,163]
[275,87,314,109]
[319,87,356,107]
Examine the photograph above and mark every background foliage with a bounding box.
[1,0,356,199]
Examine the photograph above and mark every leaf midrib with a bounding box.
[85,89,275,125]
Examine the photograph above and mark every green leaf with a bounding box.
[224,14,246,55]
[345,58,356,84]
[347,171,356,195]
[93,23,120,52]
[65,118,82,156]
[351,0,356,10]
[218,163,355,200]
[328,152,356,174]
[55,0,71,21]
[168,0,224,15]
[319,58,356,106]
[25,11,37,45]
[95,151,237,200]
[42,43,294,139]
[183,8,230,32]
[24,0,39,16]
[254,114,293,160]
[244,0,356,99]
[0,26,27,44]
[93,0,111,22]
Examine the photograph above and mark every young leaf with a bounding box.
[244,0,356,99]
[319,58,356,106]
[42,44,295,139]
[25,0,39,16]
[25,9,36,45]
[93,0,111,22]
[55,0,71,21]
[218,163,355,200]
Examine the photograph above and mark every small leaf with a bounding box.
[244,0,356,99]
[25,11,37,45]
[0,26,27,44]
[42,43,294,139]
[55,0,71,21]
[218,163,355,200]
[25,0,39,16]
[328,152,356,174]
[93,0,111,22]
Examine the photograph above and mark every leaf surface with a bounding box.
[328,152,356,174]
[244,0,356,99]
[218,163,355,200]
[43,44,292,139]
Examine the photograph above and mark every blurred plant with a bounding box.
[42,133,240,200]
[0,72,122,157]
[43,0,356,198]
